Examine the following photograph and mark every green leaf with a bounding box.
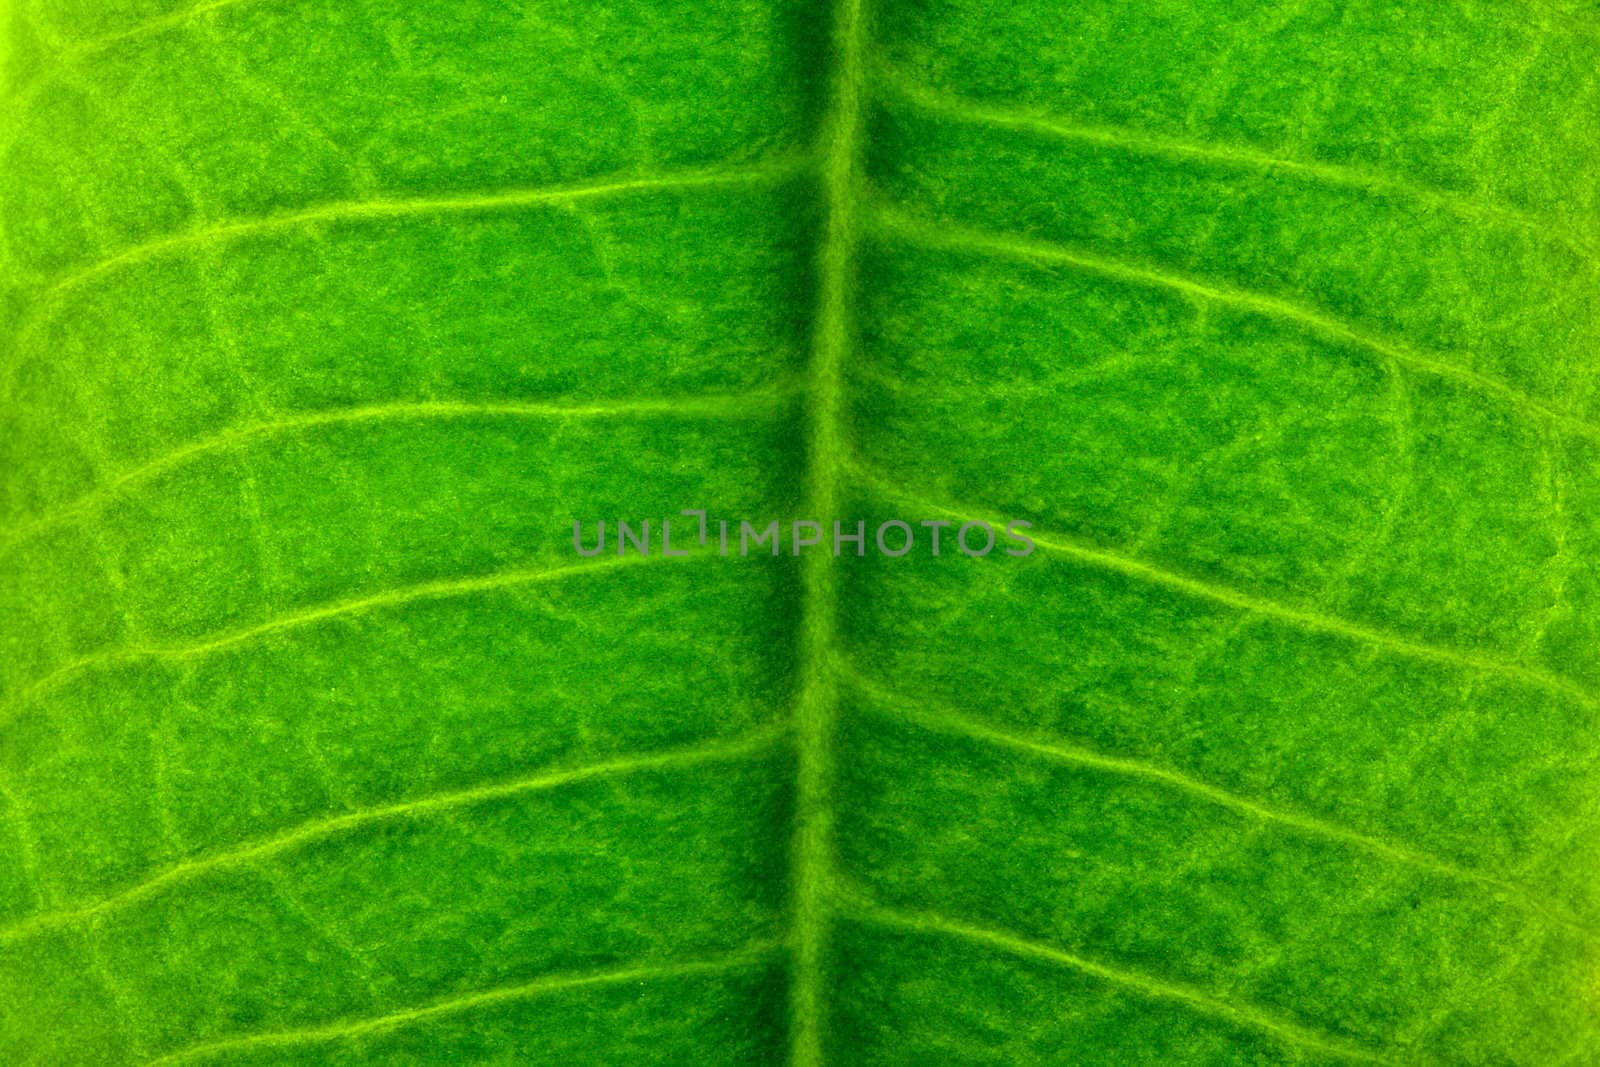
[3,1,1598,1063]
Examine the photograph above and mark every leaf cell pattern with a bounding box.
[2,1,1599,1063]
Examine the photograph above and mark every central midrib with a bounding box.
[789,0,868,1063]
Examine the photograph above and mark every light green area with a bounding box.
[3,0,1599,1063]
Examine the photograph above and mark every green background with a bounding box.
[2,0,1599,1062]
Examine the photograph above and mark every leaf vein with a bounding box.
[0,723,788,947]
[839,888,1395,1064]
[71,0,270,59]
[787,1,868,1063]
[871,206,1600,443]
[848,464,1600,709]
[142,939,783,1066]
[0,553,690,723]
[874,59,1600,269]
[845,666,1596,941]
[7,154,812,366]
[0,384,799,551]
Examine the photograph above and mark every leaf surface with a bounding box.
[3,1,1599,1063]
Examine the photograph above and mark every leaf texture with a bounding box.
[3,1,1599,1063]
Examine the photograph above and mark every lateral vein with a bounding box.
[840,890,1396,1064]
[874,59,1599,270]
[848,466,1600,709]
[8,154,811,362]
[0,724,788,947]
[143,940,783,1066]
[0,383,800,551]
[0,553,688,722]
[872,206,1600,443]
[67,0,269,59]
[844,666,1597,941]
